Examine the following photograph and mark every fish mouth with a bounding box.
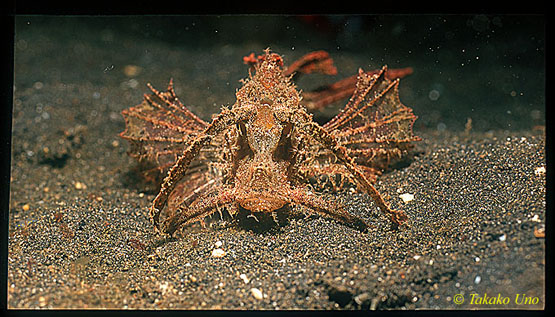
[238,195,288,213]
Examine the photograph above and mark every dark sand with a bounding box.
[7,16,545,309]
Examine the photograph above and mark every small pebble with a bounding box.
[354,292,371,305]
[22,204,30,211]
[74,182,86,190]
[370,297,380,310]
[474,275,481,284]
[534,226,545,238]
[215,241,223,248]
[212,248,226,258]
[250,288,263,300]
[239,274,249,284]
[534,166,546,176]
[399,193,414,203]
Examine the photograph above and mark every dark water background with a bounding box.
[13,15,545,132]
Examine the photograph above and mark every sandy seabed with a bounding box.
[8,15,545,310]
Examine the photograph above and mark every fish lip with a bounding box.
[237,195,288,213]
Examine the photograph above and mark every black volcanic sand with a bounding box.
[8,16,545,309]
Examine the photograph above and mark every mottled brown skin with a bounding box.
[121,49,419,236]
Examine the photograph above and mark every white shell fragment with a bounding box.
[239,273,250,284]
[211,248,226,258]
[251,288,263,300]
[534,166,546,176]
[399,193,414,203]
